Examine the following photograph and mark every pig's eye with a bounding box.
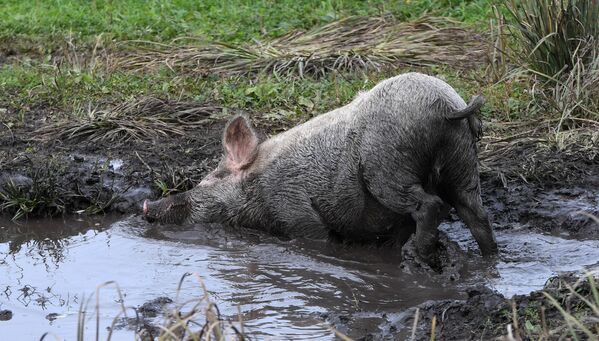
[211,168,231,179]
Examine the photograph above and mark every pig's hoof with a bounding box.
[417,251,442,273]
[482,243,499,257]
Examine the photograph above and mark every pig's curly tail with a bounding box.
[445,95,485,141]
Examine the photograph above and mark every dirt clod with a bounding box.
[0,310,13,321]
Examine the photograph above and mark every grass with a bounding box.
[0,59,389,128]
[152,163,196,198]
[2,57,530,136]
[0,161,65,220]
[35,97,222,142]
[501,0,599,130]
[0,0,533,134]
[528,273,599,340]
[118,16,487,77]
[0,0,494,49]
[506,0,599,80]
[57,274,258,341]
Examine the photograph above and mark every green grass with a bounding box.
[0,0,502,129]
[0,0,494,49]
[0,0,591,140]
[2,58,526,130]
[0,61,379,123]
[0,160,65,220]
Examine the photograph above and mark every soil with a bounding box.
[1,101,598,340]
[335,273,599,340]
[0,309,12,321]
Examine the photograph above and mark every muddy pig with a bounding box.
[143,72,498,266]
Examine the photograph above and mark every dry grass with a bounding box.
[35,97,223,143]
[38,274,250,341]
[479,119,599,182]
[117,16,488,78]
[502,272,599,341]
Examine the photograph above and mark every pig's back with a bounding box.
[357,72,480,201]
[354,72,468,121]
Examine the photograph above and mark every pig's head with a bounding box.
[143,115,260,224]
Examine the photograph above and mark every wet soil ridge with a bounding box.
[326,274,599,341]
[478,122,599,183]
[0,101,228,219]
[118,16,487,78]
[405,274,599,341]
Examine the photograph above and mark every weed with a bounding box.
[0,162,65,220]
[153,163,196,198]
[543,273,599,340]
[493,0,599,127]
[534,55,599,131]
[57,274,253,341]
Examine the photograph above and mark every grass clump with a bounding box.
[55,274,254,341]
[35,97,222,143]
[120,16,487,78]
[541,273,599,340]
[500,0,599,129]
[0,162,65,220]
[152,163,197,198]
[506,0,599,80]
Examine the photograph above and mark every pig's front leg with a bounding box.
[270,197,330,240]
[279,212,330,240]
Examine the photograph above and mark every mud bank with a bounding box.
[0,115,227,217]
[335,273,599,340]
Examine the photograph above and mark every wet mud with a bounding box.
[1,111,599,339]
[0,113,227,216]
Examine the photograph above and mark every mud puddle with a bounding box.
[440,221,599,297]
[1,214,598,340]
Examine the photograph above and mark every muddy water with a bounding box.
[1,216,599,340]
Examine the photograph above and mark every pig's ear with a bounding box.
[223,115,259,172]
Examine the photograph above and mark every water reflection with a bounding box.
[1,215,598,340]
[0,216,112,264]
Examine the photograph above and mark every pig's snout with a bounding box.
[142,199,157,223]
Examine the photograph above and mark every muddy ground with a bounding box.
[1,103,599,339]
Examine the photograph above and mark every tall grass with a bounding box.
[504,0,599,129]
[506,0,599,80]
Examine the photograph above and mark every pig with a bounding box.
[143,72,498,266]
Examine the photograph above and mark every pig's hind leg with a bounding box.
[449,187,498,257]
[440,142,498,257]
